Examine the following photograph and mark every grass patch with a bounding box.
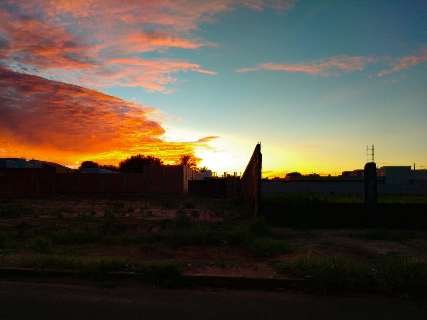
[275,255,427,295]
[0,232,18,252]
[49,228,100,245]
[4,255,183,287]
[353,229,421,242]
[247,238,292,257]
[28,237,53,254]
[0,202,33,218]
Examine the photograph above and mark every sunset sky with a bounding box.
[0,0,426,176]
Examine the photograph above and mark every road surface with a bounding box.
[0,280,426,319]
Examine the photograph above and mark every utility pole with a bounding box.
[366,144,375,163]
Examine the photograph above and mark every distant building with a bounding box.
[284,172,302,181]
[191,169,213,180]
[80,167,117,174]
[0,158,30,169]
[341,169,364,177]
[412,169,427,182]
[39,161,73,173]
[0,158,72,173]
[378,166,412,184]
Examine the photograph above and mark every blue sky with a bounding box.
[1,0,426,174]
[104,0,427,175]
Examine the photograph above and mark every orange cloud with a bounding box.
[0,0,293,92]
[0,67,211,166]
[377,48,427,77]
[238,56,375,75]
[0,10,95,71]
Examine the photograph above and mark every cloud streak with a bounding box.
[0,68,212,166]
[0,0,294,92]
[238,56,375,76]
[377,48,427,77]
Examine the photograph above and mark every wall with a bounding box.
[262,180,427,195]
[0,165,187,197]
[188,178,227,197]
[0,168,56,197]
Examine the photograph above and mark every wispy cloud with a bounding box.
[0,0,294,92]
[377,48,427,77]
[237,56,375,76]
[0,67,212,165]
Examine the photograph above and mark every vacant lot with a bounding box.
[1,196,427,295]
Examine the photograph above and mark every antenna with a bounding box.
[366,144,375,163]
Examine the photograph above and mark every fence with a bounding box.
[0,165,189,197]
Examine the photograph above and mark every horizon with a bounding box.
[0,1,426,176]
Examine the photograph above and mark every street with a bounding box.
[0,280,426,319]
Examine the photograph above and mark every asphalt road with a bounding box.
[0,280,426,319]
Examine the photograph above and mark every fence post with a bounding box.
[364,162,377,207]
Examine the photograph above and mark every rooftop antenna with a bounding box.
[366,144,375,163]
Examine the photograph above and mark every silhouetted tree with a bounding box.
[180,154,196,168]
[79,161,99,170]
[119,155,162,173]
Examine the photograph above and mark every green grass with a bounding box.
[275,255,427,295]
[247,238,292,257]
[28,237,53,254]
[351,229,422,242]
[263,193,427,205]
[0,216,290,258]
[0,202,33,218]
[2,255,183,286]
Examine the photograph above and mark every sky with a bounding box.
[0,0,426,176]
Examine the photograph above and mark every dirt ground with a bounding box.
[1,196,427,279]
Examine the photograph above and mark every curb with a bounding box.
[0,267,305,290]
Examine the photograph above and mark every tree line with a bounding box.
[79,154,197,173]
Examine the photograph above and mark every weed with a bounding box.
[17,255,81,270]
[183,201,195,209]
[174,209,191,228]
[49,228,99,245]
[247,238,292,257]
[275,255,427,295]
[0,232,17,251]
[0,202,32,218]
[248,218,272,237]
[29,237,53,254]
[8,255,183,287]
[357,230,419,242]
